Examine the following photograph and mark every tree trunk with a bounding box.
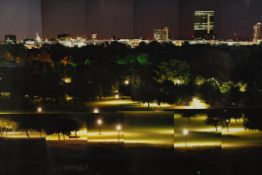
[147,102,150,108]
[26,130,30,138]
[0,127,2,138]
[75,131,77,140]
[187,117,191,123]
[58,133,60,140]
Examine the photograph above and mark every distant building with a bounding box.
[35,33,42,43]
[253,23,261,42]
[194,11,215,40]
[91,33,98,40]
[58,33,71,40]
[5,35,17,44]
[23,39,36,49]
[153,27,169,41]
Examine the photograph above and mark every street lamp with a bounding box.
[116,124,122,142]
[97,119,103,135]
[115,94,120,99]
[183,129,189,147]
[226,119,230,132]
[124,80,129,85]
[62,77,72,84]
[37,106,43,113]
[93,108,99,114]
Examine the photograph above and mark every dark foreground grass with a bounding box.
[47,141,262,175]
[0,139,50,175]
[1,139,262,175]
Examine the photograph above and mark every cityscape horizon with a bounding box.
[1,0,262,40]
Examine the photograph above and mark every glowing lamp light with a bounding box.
[93,108,99,114]
[183,129,189,136]
[183,129,189,147]
[37,107,43,113]
[116,124,122,131]
[124,80,130,85]
[65,94,73,101]
[97,119,103,126]
[97,119,103,135]
[116,124,122,142]
[115,94,120,99]
[62,77,72,84]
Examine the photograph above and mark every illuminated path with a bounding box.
[1,97,262,149]
[3,124,262,149]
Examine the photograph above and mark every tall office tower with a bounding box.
[194,11,215,39]
[178,0,221,39]
[153,27,169,41]
[253,23,261,42]
[0,0,42,40]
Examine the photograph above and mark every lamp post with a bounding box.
[37,106,43,113]
[97,119,103,135]
[116,124,122,142]
[93,108,99,114]
[226,119,230,132]
[115,94,120,99]
[124,80,129,85]
[183,129,189,147]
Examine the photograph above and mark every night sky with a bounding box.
[0,0,262,40]
[0,0,42,40]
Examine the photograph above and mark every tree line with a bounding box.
[0,41,262,108]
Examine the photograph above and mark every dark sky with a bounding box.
[133,0,179,39]
[85,0,133,39]
[42,0,86,39]
[222,0,262,40]
[0,0,262,40]
[0,0,42,40]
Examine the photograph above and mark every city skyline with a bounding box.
[0,0,262,40]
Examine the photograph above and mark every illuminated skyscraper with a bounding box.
[153,27,169,41]
[194,11,215,39]
[253,23,261,42]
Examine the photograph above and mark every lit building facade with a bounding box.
[253,23,261,42]
[153,27,169,41]
[5,35,17,44]
[194,11,215,40]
